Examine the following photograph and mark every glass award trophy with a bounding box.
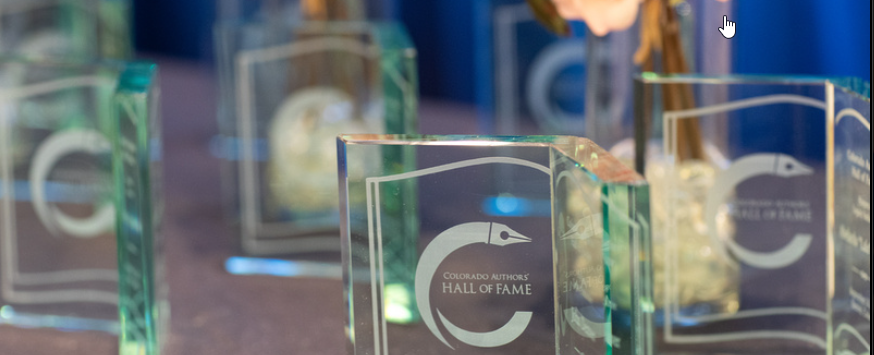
[0,59,163,355]
[475,0,731,148]
[215,22,418,271]
[0,0,132,59]
[634,74,871,355]
[339,135,652,355]
[474,0,730,244]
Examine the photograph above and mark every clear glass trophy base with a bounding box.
[0,306,118,333]
[224,255,342,279]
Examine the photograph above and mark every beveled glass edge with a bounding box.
[117,63,159,94]
[0,56,156,80]
[0,57,158,102]
[831,77,871,101]
[372,22,416,56]
[111,61,161,355]
[638,72,871,100]
[338,134,647,186]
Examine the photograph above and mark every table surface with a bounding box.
[1,58,837,355]
[0,58,480,355]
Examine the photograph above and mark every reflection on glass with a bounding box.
[112,63,164,355]
[635,74,871,355]
[215,22,417,260]
[339,134,651,355]
[216,0,364,23]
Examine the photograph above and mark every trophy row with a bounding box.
[0,1,869,355]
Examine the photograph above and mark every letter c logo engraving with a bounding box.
[705,154,814,269]
[30,129,115,238]
[415,222,533,349]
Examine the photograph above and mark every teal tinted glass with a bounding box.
[339,134,651,355]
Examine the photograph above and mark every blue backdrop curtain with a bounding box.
[133,0,870,102]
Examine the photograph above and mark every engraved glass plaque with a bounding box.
[634,74,871,355]
[0,59,161,354]
[215,22,417,261]
[339,135,651,355]
[0,0,132,59]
